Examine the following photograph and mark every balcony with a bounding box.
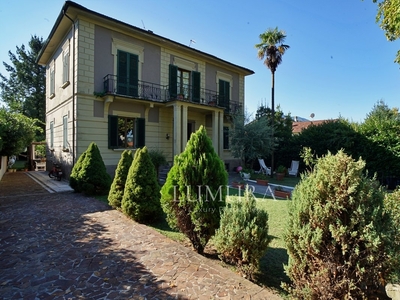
[103,74,242,114]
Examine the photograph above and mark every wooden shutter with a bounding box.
[117,51,127,95]
[117,50,138,97]
[169,64,178,99]
[128,53,138,97]
[191,71,200,103]
[136,118,145,148]
[108,115,119,149]
[219,79,230,109]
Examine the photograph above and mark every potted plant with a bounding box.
[274,185,291,199]
[276,165,286,181]
[240,167,253,181]
[231,180,246,189]
[252,173,269,186]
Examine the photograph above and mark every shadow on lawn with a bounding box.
[258,246,290,294]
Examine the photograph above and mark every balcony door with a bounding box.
[117,50,138,97]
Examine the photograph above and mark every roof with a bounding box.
[37,1,255,76]
[292,119,336,134]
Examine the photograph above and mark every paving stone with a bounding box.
[0,172,282,299]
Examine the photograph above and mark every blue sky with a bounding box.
[0,0,399,122]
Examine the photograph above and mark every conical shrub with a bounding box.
[214,186,271,279]
[69,150,87,192]
[160,125,227,254]
[108,149,134,209]
[121,146,162,223]
[284,150,394,299]
[76,142,111,195]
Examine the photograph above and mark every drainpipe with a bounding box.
[63,10,76,166]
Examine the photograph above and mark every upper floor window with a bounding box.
[177,68,190,99]
[49,65,55,98]
[117,50,138,97]
[62,50,70,86]
[108,115,145,149]
[169,64,200,102]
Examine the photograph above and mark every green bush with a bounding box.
[384,188,400,283]
[148,148,167,179]
[108,150,134,209]
[121,146,162,223]
[214,187,271,280]
[284,150,394,299]
[69,151,87,192]
[160,125,227,254]
[75,142,111,195]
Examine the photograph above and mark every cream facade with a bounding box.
[37,1,254,178]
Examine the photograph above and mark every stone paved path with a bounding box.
[0,172,282,299]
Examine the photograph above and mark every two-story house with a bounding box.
[37,1,254,178]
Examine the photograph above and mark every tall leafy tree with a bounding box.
[371,0,400,64]
[0,35,45,138]
[0,108,41,157]
[255,27,290,174]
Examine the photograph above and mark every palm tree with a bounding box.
[255,27,289,177]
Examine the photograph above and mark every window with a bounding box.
[50,67,55,98]
[169,64,200,102]
[50,121,54,149]
[108,115,145,149]
[63,115,68,149]
[62,49,70,86]
[223,126,230,150]
[117,50,138,97]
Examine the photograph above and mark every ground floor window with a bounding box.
[223,126,229,150]
[108,115,145,149]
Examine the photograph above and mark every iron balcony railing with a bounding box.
[103,74,242,114]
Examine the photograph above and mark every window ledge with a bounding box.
[49,93,55,99]
[61,81,70,89]
[112,148,136,151]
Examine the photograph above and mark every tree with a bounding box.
[371,0,400,64]
[230,109,274,168]
[284,150,395,299]
[357,100,400,184]
[108,150,134,209]
[255,27,290,175]
[255,104,294,168]
[0,108,42,157]
[72,142,111,195]
[121,146,162,223]
[160,125,227,254]
[0,35,45,139]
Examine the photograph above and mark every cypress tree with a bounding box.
[121,146,162,223]
[76,142,111,195]
[69,151,87,192]
[160,125,227,254]
[108,150,134,209]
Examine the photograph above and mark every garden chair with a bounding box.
[288,160,300,177]
[257,158,271,176]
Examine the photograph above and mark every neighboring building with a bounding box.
[292,120,333,134]
[37,1,254,178]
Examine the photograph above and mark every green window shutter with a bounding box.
[218,79,230,109]
[117,50,138,97]
[128,53,138,97]
[191,71,200,103]
[136,118,145,148]
[117,50,127,95]
[169,64,178,99]
[108,115,119,149]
